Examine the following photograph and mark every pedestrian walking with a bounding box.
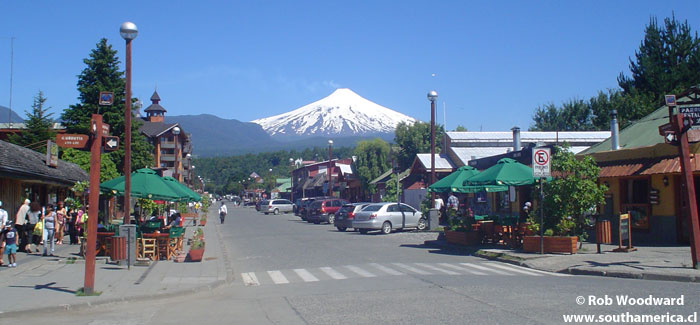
[67,208,78,245]
[447,192,459,211]
[219,201,227,224]
[0,201,7,266]
[2,221,19,267]
[26,202,42,253]
[43,204,56,256]
[55,201,66,245]
[14,199,30,252]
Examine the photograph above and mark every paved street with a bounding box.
[5,203,700,324]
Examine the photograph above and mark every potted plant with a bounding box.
[443,209,480,246]
[187,227,205,262]
[522,145,607,254]
[199,214,207,226]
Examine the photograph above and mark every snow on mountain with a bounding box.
[252,88,417,137]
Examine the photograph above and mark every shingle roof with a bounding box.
[0,140,88,185]
[143,103,166,113]
[139,122,178,137]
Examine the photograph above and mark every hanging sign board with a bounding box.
[679,106,700,126]
[532,147,551,178]
[99,91,114,106]
[56,134,89,149]
[46,140,58,167]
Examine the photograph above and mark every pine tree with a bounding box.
[7,91,55,153]
[60,38,153,172]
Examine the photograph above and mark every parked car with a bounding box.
[306,198,350,224]
[297,196,330,220]
[352,202,427,234]
[260,199,295,215]
[334,202,372,232]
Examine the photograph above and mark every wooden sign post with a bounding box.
[613,212,636,252]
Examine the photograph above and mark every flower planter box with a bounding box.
[187,247,205,262]
[444,229,481,246]
[522,236,577,254]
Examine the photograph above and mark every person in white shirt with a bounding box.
[219,202,228,224]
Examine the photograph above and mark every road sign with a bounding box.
[103,136,119,151]
[679,106,700,126]
[532,147,551,178]
[665,95,677,106]
[658,122,673,136]
[664,131,678,145]
[56,134,89,149]
[102,123,110,136]
[99,91,114,106]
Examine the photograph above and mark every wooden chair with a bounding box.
[156,236,169,260]
[140,238,157,260]
[167,227,184,260]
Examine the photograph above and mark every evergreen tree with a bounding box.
[7,91,55,153]
[60,38,153,172]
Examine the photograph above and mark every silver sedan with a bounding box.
[352,202,427,234]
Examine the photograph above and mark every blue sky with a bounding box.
[0,1,697,132]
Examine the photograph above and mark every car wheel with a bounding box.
[327,214,335,224]
[359,229,369,234]
[337,227,347,232]
[417,217,427,231]
[381,222,392,234]
[273,209,279,215]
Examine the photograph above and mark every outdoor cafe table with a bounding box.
[143,232,170,260]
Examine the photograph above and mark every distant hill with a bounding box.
[0,105,24,123]
[164,114,394,157]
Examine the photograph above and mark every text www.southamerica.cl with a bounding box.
[563,294,696,323]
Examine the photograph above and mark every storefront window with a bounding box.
[620,178,650,230]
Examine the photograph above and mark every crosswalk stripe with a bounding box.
[489,263,571,277]
[415,263,460,275]
[392,263,432,275]
[459,263,514,275]
[268,270,290,284]
[320,267,347,280]
[345,265,376,277]
[294,269,319,282]
[370,263,404,275]
[241,272,260,286]
[438,263,487,275]
[484,263,543,276]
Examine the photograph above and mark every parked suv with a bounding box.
[334,202,371,232]
[306,198,350,224]
[260,199,294,215]
[297,196,331,221]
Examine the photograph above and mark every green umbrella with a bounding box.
[463,158,535,187]
[428,166,480,193]
[162,176,201,202]
[100,168,184,201]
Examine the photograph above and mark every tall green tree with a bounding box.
[394,121,444,170]
[7,91,55,153]
[353,138,390,199]
[60,38,153,172]
[60,148,119,182]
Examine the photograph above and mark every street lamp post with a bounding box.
[120,21,137,225]
[328,140,333,196]
[427,90,438,204]
[289,158,294,203]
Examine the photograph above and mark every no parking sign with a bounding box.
[532,147,551,178]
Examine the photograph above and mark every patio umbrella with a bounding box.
[428,166,480,193]
[100,168,184,201]
[463,158,535,187]
[162,176,201,202]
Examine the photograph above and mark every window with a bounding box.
[400,204,416,213]
[387,204,398,212]
[620,178,650,230]
[363,205,382,212]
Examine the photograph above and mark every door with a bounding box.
[400,204,417,227]
[386,204,401,229]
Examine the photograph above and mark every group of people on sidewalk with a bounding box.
[1,199,88,267]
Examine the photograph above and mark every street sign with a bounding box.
[103,136,119,151]
[679,106,700,126]
[532,147,551,178]
[665,95,677,106]
[56,134,89,149]
[102,123,110,136]
[664,131,679,145]
[99,91,114,106]
[658,122,673,136]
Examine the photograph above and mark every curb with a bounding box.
[1,210,237,318]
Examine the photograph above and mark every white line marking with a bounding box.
[488,263,571,277]
[459,263,514,275]
[484,263,543,276]
[392,263,432,275]
[320,267,347,280]
[370,263,404,275]
[415,263,460,275]
[293,269,319,282]
[345,265,376,277]
[268,270,290,284]
[438,263,487,275]
[241,272,259,286]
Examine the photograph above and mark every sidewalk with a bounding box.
[0,208,233,317]
[425,237,700,283]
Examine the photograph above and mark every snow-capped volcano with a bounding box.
[252,88,417,138]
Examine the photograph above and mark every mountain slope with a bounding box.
[252,88,416,139]
[0,105,25,123]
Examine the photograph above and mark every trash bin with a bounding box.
[595,220,612,244]
[110,236,126,262]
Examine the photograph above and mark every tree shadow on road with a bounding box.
[9,281,77,294]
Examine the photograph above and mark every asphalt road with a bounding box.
[7,204,700,324]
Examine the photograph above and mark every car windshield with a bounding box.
[362,204,383,212]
